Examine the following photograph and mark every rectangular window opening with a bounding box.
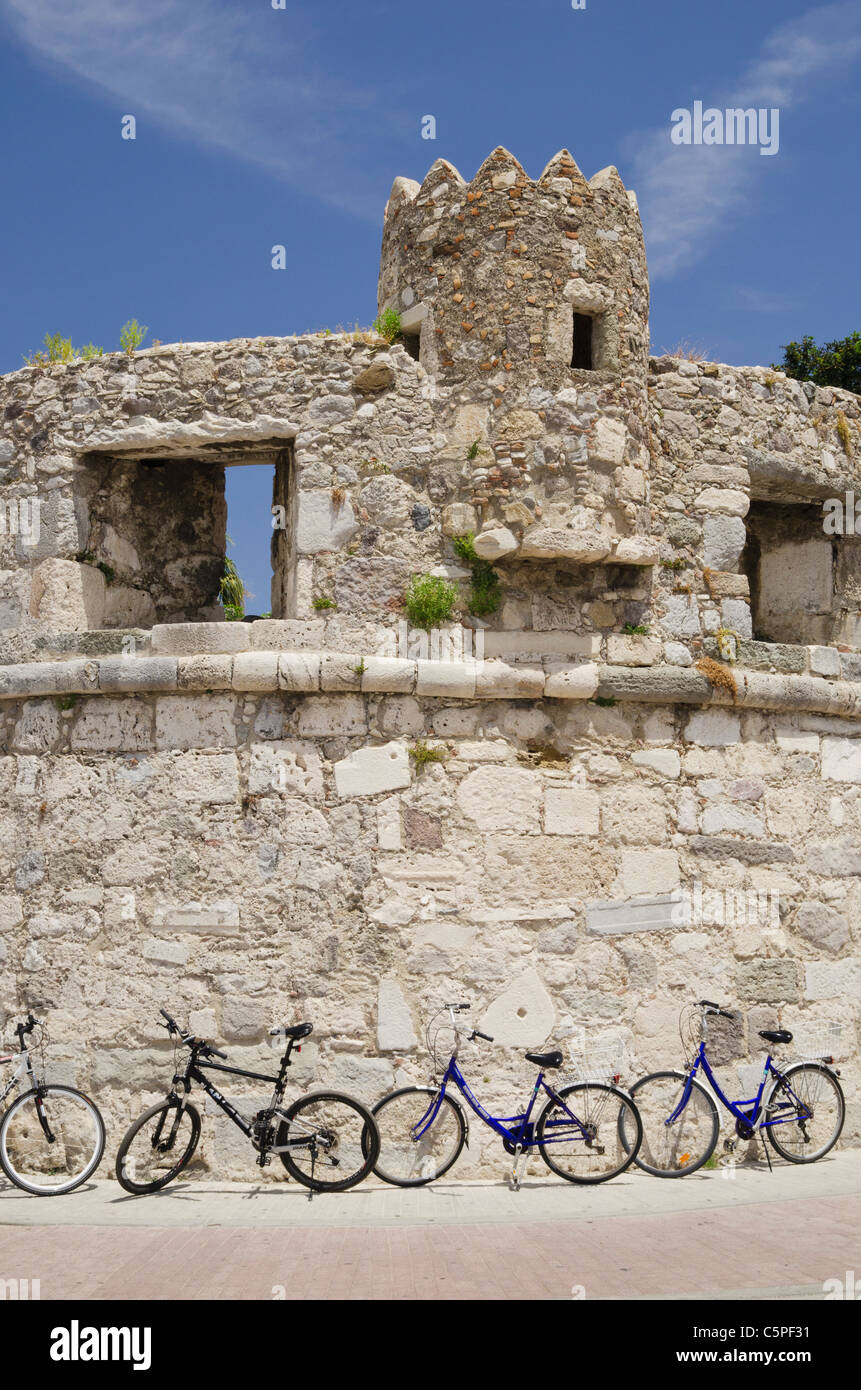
[78,440,295,629]
[571,313,594,370]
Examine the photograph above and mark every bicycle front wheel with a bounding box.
[626,1071,719,1177]
[115,1099,201,1195]
[278,1092,380,1192]
[537,1083,642,1184]
[372,1086,465,1186]
[0,1085,105,1196]
[765,1062,845,1163]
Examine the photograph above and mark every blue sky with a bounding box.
[1,0,859,611]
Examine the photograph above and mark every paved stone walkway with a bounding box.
[1,1150,858,1300]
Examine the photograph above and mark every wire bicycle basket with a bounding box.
[554,1027,631,1085]
[791,1022,844,1064]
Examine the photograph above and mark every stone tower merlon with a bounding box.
[378,147,649,386]
[378,147,654,566]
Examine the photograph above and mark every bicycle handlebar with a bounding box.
[159,1008,227,1059]
[698,999,736,1020]
[470,1029,494,1043]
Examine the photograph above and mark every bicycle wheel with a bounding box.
[371,1086,465,1186]
[765,1062,845,1163]
[278,1092,380,1192]
[0,1086,105,1196]
[626,1071,719,1177]
[537,1082,642,1184]
[115,1099,201,1195]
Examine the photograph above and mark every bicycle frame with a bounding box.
[414,1054,591,1150]
[669,1042,813,1132]
[161,1046,317,1155]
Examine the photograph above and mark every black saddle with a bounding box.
[525,1050,563,1070]
[759,1029,792,1045]
[284,1021,313,1040]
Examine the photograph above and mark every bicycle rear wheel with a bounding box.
[537,1082,642,1183]
[278,1092,379,1192]
[625,1071,719,1177]
[115,1099,201,1194]
[0,1085,105,1196]
[371,1086,465,1186]
[765,1062,845,1163]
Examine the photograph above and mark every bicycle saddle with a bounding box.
[283,1021,313,1040]
[525,1050,563,1069]
[759,1029,792,1045]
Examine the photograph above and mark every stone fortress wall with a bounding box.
[0,148,859,1174]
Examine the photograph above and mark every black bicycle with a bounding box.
[115,1009,380,1195]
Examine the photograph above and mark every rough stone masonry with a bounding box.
[0,147,859,1175]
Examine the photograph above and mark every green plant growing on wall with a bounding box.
[219,554,246,621]
[96,561,115,586]
[404,573,457,629]
[622,622,650,636]
[452,533,502,617]
[120,319,149,356]
[409,740,449,770]
[312,595,336,610]
[372,307,402,344]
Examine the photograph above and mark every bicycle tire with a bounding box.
[371,1086,466,1186]
[765,1062,845,1164]
[277,1091,380,1192]
[0,1085,105,1196]
[115,1098,201,1195]
[626,1070,719,1177]
[537,1082,642,1184]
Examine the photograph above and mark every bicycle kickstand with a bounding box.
[759,1129,773,1174]
[509,1145,528,1192]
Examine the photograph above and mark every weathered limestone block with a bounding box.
[70,697,153,752]
[804,960,861,1001]
[334,741,412,798]
[619,849,680,897]
[155,695,236,750]
[544,787,600,836]
[248,741,324,798]
[586,894,682,936]
[520,528,611,563]
[457,766,542,831]
[684,709,741,747]
[736,959,799,1003]
[543,663,600,699]
[30,560,105,631]
[151,623,251,655]
[796,901,850,954]
[377,978,418,1051]
[415,661,476,698]
[631,749,680,778]
[98,656,178,693]
[480,969,555,1047]
[156,751,240,804]
[821,736,861,782]
[360,657,416,693]
[279,653,322,692]
[607,635,662,666]
[296,491,359,554]
[152,902,241,934]
[472,527,518,561]
[474,661,544,699]
[231,652,279,692]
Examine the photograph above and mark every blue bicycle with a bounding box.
[621,1001,845,1177]
[371,1003,643,1186]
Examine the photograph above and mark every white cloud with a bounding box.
[630,1,861,278]
[0,0,390,218]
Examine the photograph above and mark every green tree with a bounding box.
[778,332,861,395]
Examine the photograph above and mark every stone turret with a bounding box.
[379,147,655,567]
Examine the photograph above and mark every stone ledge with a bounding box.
[0,654,859,719]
